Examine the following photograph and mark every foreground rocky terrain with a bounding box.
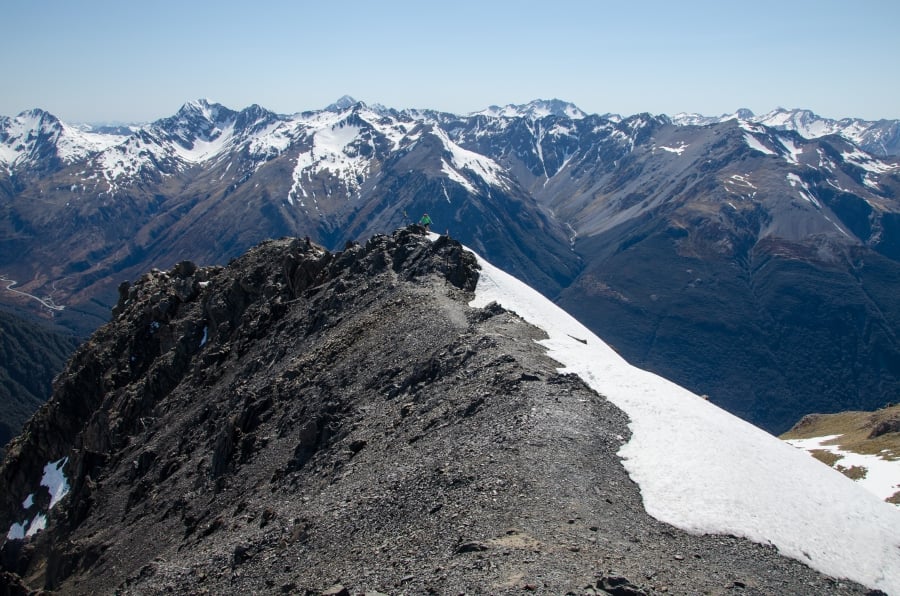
[0,227,878,594]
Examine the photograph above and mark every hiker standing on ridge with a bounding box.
[419,213,432,230]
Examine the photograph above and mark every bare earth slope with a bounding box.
[0,227,874,594]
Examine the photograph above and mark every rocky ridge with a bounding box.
[0,227,877,594]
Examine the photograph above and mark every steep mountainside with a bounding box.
[0,228,879,594]
[2,99,900,434]
[543,121,900,431]
[0,311,79,456]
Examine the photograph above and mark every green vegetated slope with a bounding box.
[0,310,80,454]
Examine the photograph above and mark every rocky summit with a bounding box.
[0,227,876,594]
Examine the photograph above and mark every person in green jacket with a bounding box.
[419,213,432,230]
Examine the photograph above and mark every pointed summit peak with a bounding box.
[325,95,360,112]
[181,98,213,112]
[167,100,239,130]
[178,98,221,118]
[19,107,56,120]
[10,108,62,129]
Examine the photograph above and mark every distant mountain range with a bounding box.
[1,97,899,435]
[671,107,900,157]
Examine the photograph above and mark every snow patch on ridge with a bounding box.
[723,174,758,199]
[841,149,895,173]
[248,120,295,160]
[169,122,236,164]
[743,133,776,156]
[785,435,900,505]
[95,134,171,187]
[656,142,688,155]
[786,173,821,208]
[433,127,509,193]
[778,136,803,164]
[6,457,70,541]
[42,457,70,508]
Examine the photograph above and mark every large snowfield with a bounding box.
[464,239,900,594]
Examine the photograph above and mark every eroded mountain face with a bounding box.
[0,228,873,594]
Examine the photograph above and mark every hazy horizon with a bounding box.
[3,0,899,123]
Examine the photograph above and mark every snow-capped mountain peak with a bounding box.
[87,100,242,178]
[152,100,237,143]
[473,98,587,121]
[179,98,224,120]
[282,106,515,206]
[671,108,755,127]
[0,108,125,174]
[88,101,296,187]
[754,107,844,138]
[673,107,900,157]
[283,105,415,204]
[0,109,63,171]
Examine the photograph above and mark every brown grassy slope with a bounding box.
[781,403,900,461]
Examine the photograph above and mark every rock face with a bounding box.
[0,227,875,594]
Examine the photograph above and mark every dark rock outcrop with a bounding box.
[869,418,900,439]
[0,227,874,594]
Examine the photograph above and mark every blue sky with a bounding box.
[3,0,898,123]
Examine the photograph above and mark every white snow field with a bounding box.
[464,240,900,594]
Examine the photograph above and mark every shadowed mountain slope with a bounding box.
[0,311,79,457]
